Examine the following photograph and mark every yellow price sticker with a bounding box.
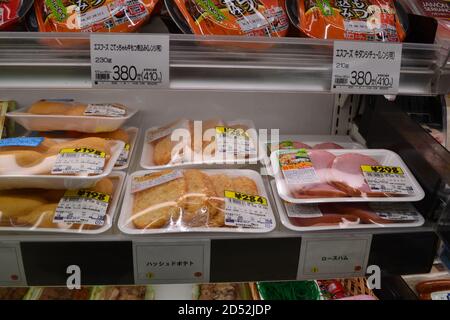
[59,147,106,158]
[224,190,268,206]
[64,189,110,203]
[215,126,249,138]
[124,143,130,151]
[361,165,404,175]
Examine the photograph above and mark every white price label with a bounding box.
[131,170,183,193]
[361,166,415,195]
[331,41,402,94]
[133,240,210,284]
[90,34,169,88]
[84,104,126,117]
[285,203,323,218]
[115,143,130,167]
[215,127,257,157]
[224,191,272,229]
[369,203,420,221]
[51,148,106,175]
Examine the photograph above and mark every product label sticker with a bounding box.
[90,34,169,89]
[215,126,257,157]
[53,189,110,225]
[115,143,130,167]
[51,148,106,175]
[224,191,272,229]
[77,5,110,29]
[131,170,183,193]
[331,41,402,94]
[284,203,323,218]
[0,137,44,147]
[369,203,420,221]
[431,290,450,301]
[278,149,320,185]
[417,0,450,19]
[361,165,415,195]
[84,104,126,117]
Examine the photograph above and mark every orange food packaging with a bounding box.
[168,0,290,37]
[288,0,407,42]
[34,0,159,32]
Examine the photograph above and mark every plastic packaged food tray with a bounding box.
[118,169,276,234]
[270,148,425,203]
[0,171,126,234]
[7,106,137,133]
[0,140,124,190]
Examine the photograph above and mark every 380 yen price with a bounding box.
[111,65,162,83]
[350,71,393,87]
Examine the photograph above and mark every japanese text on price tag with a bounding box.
[331,41,402,94]
[90,34,169,88]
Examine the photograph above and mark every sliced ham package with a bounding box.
[270,148,425,203]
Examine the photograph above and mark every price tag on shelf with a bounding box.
[331,41,402,94]
[90,34,169,89]
[133,240,210,284]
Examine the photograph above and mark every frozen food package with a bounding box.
[119,169,276,234]
[270,148,425,203]
[0,172,125,233]
[141,119,261,169]
[193,283,253,300]
[0,0,34,30]
[166,0,289,37]
[24,287,91,300]
[33,0,159,32]
[0,136,124,189]
[271,180,425,230]
[286,0,408,41]
[90,286,154,300]
[7,100,137,132]
[33,127,139,170]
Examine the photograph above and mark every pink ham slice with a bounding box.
[292,150,348,198]
[313,142,344,149]
[330,153,385,196]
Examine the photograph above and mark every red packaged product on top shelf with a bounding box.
[0,0,34,30]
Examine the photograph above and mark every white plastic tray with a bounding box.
[270,149,425,203]
[118,169,276,234]
[113,127,139,170]
[270,181,425,231]
[7,106,138,133]
[0,140,124,190]
[0,171,126,234]
[140,119,263,169]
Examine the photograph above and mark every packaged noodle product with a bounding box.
[167,0,289,37]
[194,283,253,300]
[0,172,125,233]
[33,0,159,32]
[287,0,407,41]
[119,169,276,234]
[142,119,259,168]
[270,148,425,203]
[0,0,34,30]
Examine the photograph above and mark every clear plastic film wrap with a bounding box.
[141,119,261,169]
[0,172,124,233]
[270,148,425,203]
[119,169,276,234]
[6,100,137,132]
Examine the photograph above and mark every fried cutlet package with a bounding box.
[7,100,137,132]
[287,0,407,41]
[118,169,276,233]
[0,172,125,233]
[33,0,159,32]
[0,136,124,190]
[166,0,289,37]
[141,119,261,168]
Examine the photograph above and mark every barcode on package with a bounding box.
[363,171,415,195]
[224,197,272,229]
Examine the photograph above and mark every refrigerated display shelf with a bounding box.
[0,33,449,94]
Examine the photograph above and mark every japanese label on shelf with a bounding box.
[284,203,323,218]
[278,149,320,185]
[53,189,110,225]
[131,170,183,193]
[84,104,126,117]
[369,203,420,221]
[0,137,44,147]
[115,143,130,167]
[361,165,415,195]
[51,148,106,175]
[90,34,169,89]
[215,126,257,156]
[331,41,402,94]
[431,290,450,300]
[224,191,272,229]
